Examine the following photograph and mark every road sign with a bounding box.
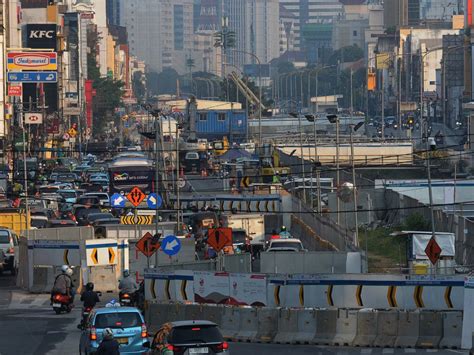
[24,112,43,124]
[68,127,77,137]
[126,186,146,207]
[7,71,57,83]
[136,232,160,257]
[120,215,153,225]
[110,193,126,208]
[147,193,163,209]
[425,237,442,265]
[178,178,186,189]
[207,227,233,252]
[7,84,22,96]
[241,176,250,188]
[161,235,181,256]
[7,51,57,71]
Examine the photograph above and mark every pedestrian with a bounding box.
[152,323,173,354]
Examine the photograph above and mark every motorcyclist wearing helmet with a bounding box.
[81,282,100,308]
[97,328,120,355]
[279,225,291,239]
[51,265,74,303]
[119,269,139,294]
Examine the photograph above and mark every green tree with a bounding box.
[147,68,179,95]
[132,71,146,101]
[87,29,124,134]
[328,45,364,64]
[277,61,296,74]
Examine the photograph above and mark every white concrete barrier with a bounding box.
[313,309,338,345]
[373,310,398,348]
[273,308,298,344]
[294,308,317,344]
[332,309,357,346]
[416,311,442,348]
[440,311,463,349]
[352,309,378,347]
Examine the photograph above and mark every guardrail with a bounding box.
[145,303,463,349]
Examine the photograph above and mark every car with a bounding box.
[79,306,149,355]
[83,192,110,206]
[266,238,306,252]
[76,196,101,206]
[85,212,115,225]
[47,219,78,228]
[89,177,109,192]
[0,228,19,274]
[150,320,229,354]
[57,189,79,204]
[72,205,102,225]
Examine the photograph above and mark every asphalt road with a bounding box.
[0,275,468,354]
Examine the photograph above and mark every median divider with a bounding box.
[254,307,279,343]
[439,311,463,349]
[394,310,419,348]
[313,309,338,345]
[234,306,258,342]
[332,309,358,346]
[144,303,462,349]
[416,311,442,348]
[294,308,318,344]
[373,310,399,348]
[352,309,378,347]
[274,308,299,344]
[221,306,240,341]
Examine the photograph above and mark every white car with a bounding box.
[266,238,306,252]
[0,228,19,274]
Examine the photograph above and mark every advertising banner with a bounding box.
[24,112,43,124]
[194,271,230,304]
[8,85,22,97]
[7,52,57,71]
[228,273,267,306]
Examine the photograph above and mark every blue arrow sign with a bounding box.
[146,193,162,209]
[161,235,181,256]
[7,71,57,83]
[110,193,126,208]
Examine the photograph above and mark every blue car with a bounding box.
[79,305,149,354]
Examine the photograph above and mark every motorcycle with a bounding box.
[77,306,93,330]
[52,293,73,314]
[119,291,135,307]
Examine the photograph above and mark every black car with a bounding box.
[85,212,115,225]
[151,321,229,354]
[73,205,102,225]
[47,220,78,228]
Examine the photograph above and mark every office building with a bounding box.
[223,0,280,67]
[119,0,194,74]
[279,0,343,51]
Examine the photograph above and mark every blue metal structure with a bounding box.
[195,110,247,142]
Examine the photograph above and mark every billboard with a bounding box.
[196,0,221,32]
[25,24,58,50]
[20,0,48,8]
[7,52,57,71]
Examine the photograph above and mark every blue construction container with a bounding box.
[195,110,247,142]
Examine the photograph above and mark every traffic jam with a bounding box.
[1,141,301,355]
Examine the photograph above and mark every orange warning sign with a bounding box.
[207,227,233,252]
[126,186,146,207]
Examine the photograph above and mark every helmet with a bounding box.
[61,265,69,273]
[123,269,130,278]
[281,226,287,232]
[86,282,94,291]
[103,328,114,339]
[65,268,73,277]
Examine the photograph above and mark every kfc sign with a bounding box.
[25,24,57,50]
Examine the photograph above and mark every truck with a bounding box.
[221,213,265,246]
[0,208,30,235]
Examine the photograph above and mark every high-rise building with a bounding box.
[382,0,451,28]
[279,0,343,51]
[106,0,120,26]
[119,0,194,74]
[223,0,280,67]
